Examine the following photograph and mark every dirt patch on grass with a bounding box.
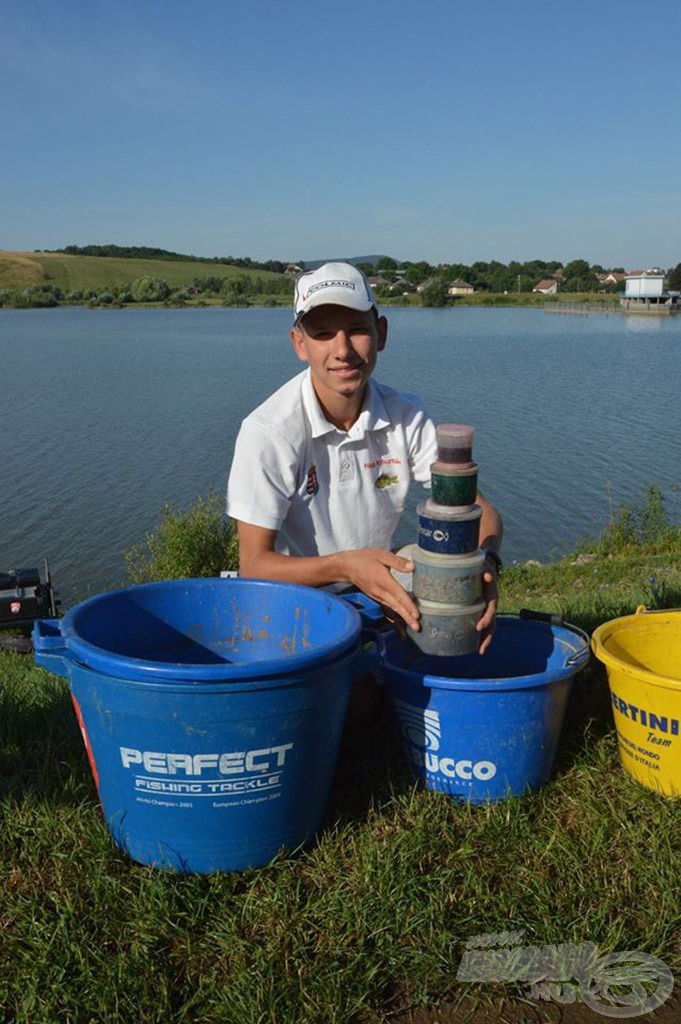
[0,252,46,288]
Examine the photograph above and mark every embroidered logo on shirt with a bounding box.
[375,473,399,490]
[306,464,319,496]
[364,457,402,470]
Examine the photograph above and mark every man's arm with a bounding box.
[475,490,503,654]
[237,521,422,630]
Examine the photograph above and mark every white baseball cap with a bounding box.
[294,261,377,321]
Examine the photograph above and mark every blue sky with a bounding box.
[3,0,680,268]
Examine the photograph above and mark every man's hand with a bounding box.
[476,555,499,654]
[341,548,420,631]
[237,524,419,629]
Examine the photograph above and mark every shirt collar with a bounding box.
[302,370,391,440]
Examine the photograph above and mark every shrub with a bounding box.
[130,276,171,302]
[124,491,239,583]
[220,275,251,297]
[420,280,449,307]
[192,276,223,294]
[10,288,59,308]
[596,484,678,554]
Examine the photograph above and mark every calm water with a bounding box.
[2,306,680,605]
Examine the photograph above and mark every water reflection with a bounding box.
[625,314,666,332]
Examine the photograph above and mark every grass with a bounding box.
[0,251,285,293]
[0,252,47,289]
[378,292,621,310]
[449,292,620,309]
[1,490,680,1022]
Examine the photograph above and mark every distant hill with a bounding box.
[54,244,286,274]
[301,255,392,270]
[52,247,395,271]
[0,251,285,293]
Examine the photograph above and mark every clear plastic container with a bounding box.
[412,548,485,604]
[407,599,484,656]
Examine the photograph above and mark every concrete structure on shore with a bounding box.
[620,272,679,314]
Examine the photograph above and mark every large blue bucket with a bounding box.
[33,578,379,873]
[381,615,589,803]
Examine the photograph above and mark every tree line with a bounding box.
[360,256,634,295]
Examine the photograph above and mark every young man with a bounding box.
[227,262,502,650]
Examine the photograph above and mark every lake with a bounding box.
[2,305,680,605]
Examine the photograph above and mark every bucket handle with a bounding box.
[355,627,387,675]
[519,608,590,667]
[341,591,386,625]
[634,604,681,615]
[32,618,71,679]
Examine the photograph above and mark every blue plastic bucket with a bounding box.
[381,615,589,802]
[33,578,380,873]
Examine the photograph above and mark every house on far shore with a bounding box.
[533,279,559,295]
[447,279,474,296]
[369,276,416,297]
[416,277,440,293]
[595,271,627,286]
[391,280,416,294]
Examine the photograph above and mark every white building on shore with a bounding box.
[621,271,679,314]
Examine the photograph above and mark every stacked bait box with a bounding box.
[408,424,485,656]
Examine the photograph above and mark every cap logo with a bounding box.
[304,279,356,300]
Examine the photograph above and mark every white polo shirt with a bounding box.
[227,368,437,557]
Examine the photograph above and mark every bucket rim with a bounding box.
[591,608,681,691]
[61,639,364,691]
[384,615,587,691]
[56,577,362,683]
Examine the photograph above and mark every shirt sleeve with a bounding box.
[226,417,299,531]
[404,397,438,485]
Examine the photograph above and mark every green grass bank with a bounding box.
[0,251,285,292]
[1,489,680,1023]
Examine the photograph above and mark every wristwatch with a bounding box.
[481,549,503,575]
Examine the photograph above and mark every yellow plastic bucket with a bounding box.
[592,607,681,798]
